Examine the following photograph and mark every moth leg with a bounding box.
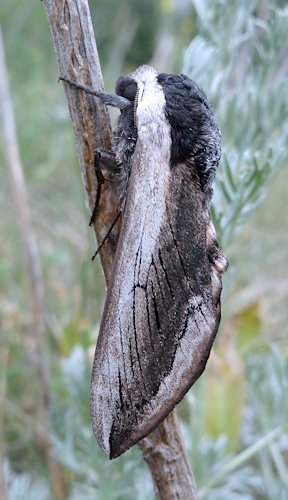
[91,210,122,261]
[89,148,119,226]
[91,148,123,260]
[94,148,120,180]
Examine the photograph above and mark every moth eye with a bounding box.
[124,82,137,101]
[115,77,137,102]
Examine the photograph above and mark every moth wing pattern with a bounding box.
[90,82,227,458]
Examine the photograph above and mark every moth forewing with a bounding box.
[90,96,173,458]
[91,155,221,459]
[90,65,228,459]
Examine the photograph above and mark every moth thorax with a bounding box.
[135,81,167,130]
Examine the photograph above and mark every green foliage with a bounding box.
[3,459,50,500]
[90,0,161,80]
[49,347,154,500]
[183,0,288,246]
[189,347,288,498]
[211,149,285,246]
[1,0,287,498]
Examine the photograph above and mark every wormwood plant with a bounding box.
[183,0,288,247]
[182,1,288,498]
[45,3,288,498]
[3,1,288,499]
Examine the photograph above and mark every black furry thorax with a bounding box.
[114,69,221,202]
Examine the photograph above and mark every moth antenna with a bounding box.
[59,76,130,110]
[89,175,120,227]
[133,87,139,127]
[91,210,122,261]
[89,151,106,227]
[89,183,102,227]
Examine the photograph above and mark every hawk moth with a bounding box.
[61,65,228,459]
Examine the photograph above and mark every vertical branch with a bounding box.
[0,29,47,391]
[43,1,198,498]
[0,27,66,500]
[0,28,49,411]
[0,458,7,500]
[139,411,198,499]
[0,348,8,500]
[44,0,119,283]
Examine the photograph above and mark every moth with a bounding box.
[61,65,228,459]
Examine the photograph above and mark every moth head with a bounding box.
[93,65,165,134]
[108,65,165,173]
[109,65,221,202]
[115,74,138,127]
[115,65,166,129]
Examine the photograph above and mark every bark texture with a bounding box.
[139,411,198,499]
[44,0,118,282]
[43,1,198,498]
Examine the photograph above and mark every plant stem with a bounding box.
[43,1,198,498]
[0,26,66,500]
[199,426,284,495]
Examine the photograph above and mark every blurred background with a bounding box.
[0,0,287,499]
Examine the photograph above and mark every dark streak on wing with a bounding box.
[179,311,190,341]
[132,276,147,394]
[118,318,131,407]
[143,281,155,351]
[128,335,135,378]
[118,369,124,410]
[158,248,174,298]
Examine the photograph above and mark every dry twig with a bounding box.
[0,26,66,500]
[43,1,198,498]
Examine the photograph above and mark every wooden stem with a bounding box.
[0,29,48,399]
[43,1,198,498]
[0,27,67,500]
[139,411,198,499]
